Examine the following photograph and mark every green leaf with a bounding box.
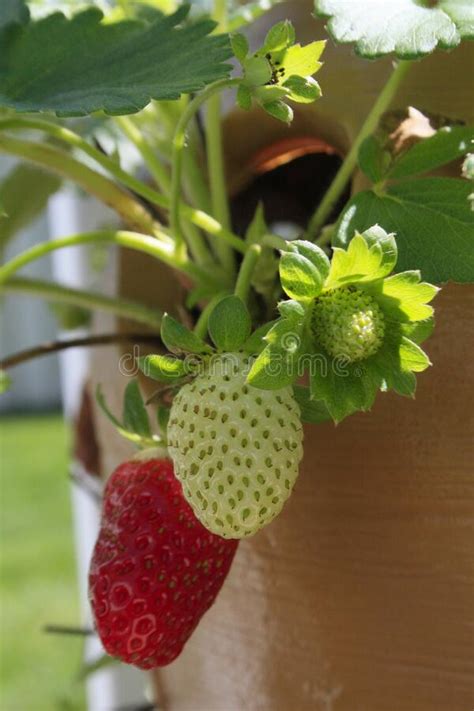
[315,0,473,59]
[334,178,474,283]
[236,84,252,111]
[282,75,321,104]
[0,6,232,116]
[278,299,306,320]
[327,228,397,289]
[366,270,438,322]
[157,405,170,435]
[0,0,29,29]
[291,240,331,282]
[242,55,272,88]
[0,164,61,251]
[279,252,323,302]
[293,385,332,424]
[161,313,212,355]
[122,379,151,438]
[208,295,252,351]
[245,203,280,306]
[263,20,295,52]
[399,336,431,372]
[360,225,398,273]
[371,332,419,397]
[388,125,474,179]
[242,320,277,354]
[139,354,189,382]
[231,32,249,62]
[247,315,304,389]
[278,41,325,77]
[309,354,382,423]
[262,100,293,124]
[96,384,152,445]
[401,317,434,344]
[358,135,391,183]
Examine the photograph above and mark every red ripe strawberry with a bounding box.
[88,454,238,669]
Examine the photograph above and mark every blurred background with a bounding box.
[0,154,148,708]
[1,154,85,708]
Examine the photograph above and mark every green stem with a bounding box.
[183,149,211,214]
[170,78,240,259]
[205,0,235,273]
[190,208,246,253]
[0,230,224,290]
[305,60,412,240]
[114,115,171,195]
[235,244,261,304]
[116,115,212,264]
[0,133,162,238]
[0,118,245,255]
[0,333,162,371]
[2,276,162,330]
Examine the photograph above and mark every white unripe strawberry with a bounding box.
[167,353,303,539]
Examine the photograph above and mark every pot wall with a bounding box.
[88,3,474,707]
[151,284,474,711]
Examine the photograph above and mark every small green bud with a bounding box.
[311,287,385,362]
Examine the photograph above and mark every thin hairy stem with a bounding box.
[0,333,162,370]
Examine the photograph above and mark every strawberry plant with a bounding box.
[0,0,473,675]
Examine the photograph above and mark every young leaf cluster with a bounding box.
[232,20,325,123]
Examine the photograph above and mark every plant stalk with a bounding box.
[205,0,235,273]
[235,244,262,304]
[114,115,172,194]
[0,134,161,237]
[0,119,245,255]
[0,230,225,290]
[0,333,162,371]
[170,78,240,259]
[305,60,412,240]
[1,276,162,330]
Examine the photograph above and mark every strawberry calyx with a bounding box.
[96,378,167,450]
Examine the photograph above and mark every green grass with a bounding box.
[0,414,86,711]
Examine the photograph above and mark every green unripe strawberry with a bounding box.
[311,286,385,362]
[167,353,303,539]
